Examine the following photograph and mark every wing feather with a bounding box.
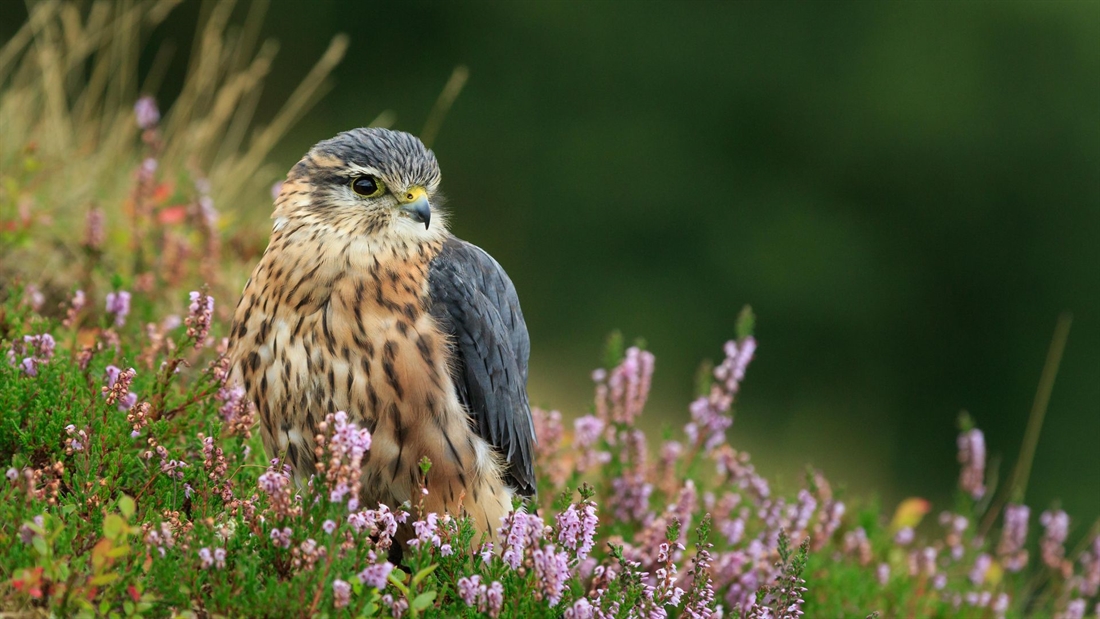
[428,236,536,495]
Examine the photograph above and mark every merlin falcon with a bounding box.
[229,128,536,537]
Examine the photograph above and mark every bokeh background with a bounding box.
[3,1,1097,525]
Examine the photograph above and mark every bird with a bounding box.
[228,127,536,540]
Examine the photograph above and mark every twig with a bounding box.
[420,65,469,148]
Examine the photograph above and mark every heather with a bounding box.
[2,3,1099,619]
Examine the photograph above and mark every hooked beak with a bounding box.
[398,186,431,229]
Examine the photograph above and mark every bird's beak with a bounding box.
[398,186,431,229]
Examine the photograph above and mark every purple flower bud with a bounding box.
[357,561,394,589]
[134,96,160,129]
[105,291,132,328]
[998,503,1030,572]
[332,579,351,608]
[19,357,37,376]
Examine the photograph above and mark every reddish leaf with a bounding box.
[158,205,187,225]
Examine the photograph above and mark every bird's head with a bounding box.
[273,127,445,241]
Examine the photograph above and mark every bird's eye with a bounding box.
[350,175,385,198]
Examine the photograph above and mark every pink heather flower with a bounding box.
[479,542,494,564]
[610,429,653,523]
[24,284,44,311]
[258,472,290,496]
[683,538,719,619]
[322,519,337,534]
[894,527,915,546]
[556,501,599,561]
[532,544,570,606]
[410,512,441,549]
[213,547,226,568]
[348,505,400,548]
[843,527,873,565]
[958,428,987,500]
[119,392,138,411]
[714,446,770,502]
[216,385,247,422]
[99,365,135,405]
[1079,536,1100,596]
[499,511,547,570]
[65,424,88,453]
[1059,599,1087,619]
[685,337,756,453]
[940,511,969,560]
[791,488,818,539]
[357,557,394,589]
[104,365,121,389]
[381,594,408,618]
[6,468,17,481]
[602,346,655,425]
[159,458,187,480]
[106,291,131,327]
[270,526,292,549]
[19,357,37,376]
[134,96,160,129]
[197,195,217,229]
[1039,509,1069,569]
[23,334,55,361]
[63,290,86,327]
[330,411,372,462]
[19,515,45,545]
[185,291,215,348]
[144,522,175,557]
[332,579,351,609]
[998,503,1030,572]
[198,547,214,569]
[83,208,105,251]
[876,562,890,585]
[485,581,504,617]
[457,575,504,617]
[574,415,609,472]
[970,553,992,587]
[457,574,483,606]
[565,599,596,619]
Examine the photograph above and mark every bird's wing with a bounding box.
[428,236,536,496]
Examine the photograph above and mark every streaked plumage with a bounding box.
[228,128,535,538]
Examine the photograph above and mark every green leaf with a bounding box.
[410,563,438,588]
[411,591,436,611]
[387,571,409,595]
[32,535,48,556]
[123,601,135,615]
[118,494,136,519]
[603,330,624,369]
[735,305,755,340]
[104,514,125,540]
[107,543,131,558]
[90,572,120,586]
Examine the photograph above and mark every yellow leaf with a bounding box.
[890,497,931,531]
[90,572,120,586]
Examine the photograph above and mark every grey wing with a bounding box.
[428,236,537,496]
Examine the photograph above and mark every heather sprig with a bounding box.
[2,282,1097,617]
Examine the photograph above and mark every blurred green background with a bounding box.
[5,1,1097,522]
